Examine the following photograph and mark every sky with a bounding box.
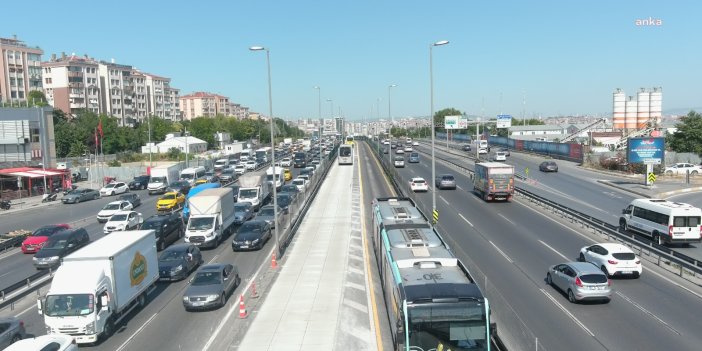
[4,0,700,121]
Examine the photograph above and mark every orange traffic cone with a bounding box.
[250,281,259,298]
[238,294,247,318]
[271,252,278,269]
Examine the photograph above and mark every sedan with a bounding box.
[0,316,26,348]
[276,193,296,213]
[412,141,419,146]
[245,160,257,170]
[232,220,272,251]
[663,163,701,176]
[233,202,254,225]
[404,146,413,153]
[100,182,129,196]
[167,180,191,196]
[395,148,405,155]
[233,164,247,175]
[497,147,510,156]
[118,193,142,208]
[461,144,472,152]
[409,177,429,192]
[20,224,71,254]
[97,200,133,223]
[157,191,185,211]
[280,184,301,196]
[493,151,507,162]
[546,262,611,303]
[158,244,203,281]
[280,158,292,167]
[435,174,457,190]
[539,161,558,172]
[103,211,143,234]
[579,243,642,278]
[61,188,100,204]
[256,205,281,229]
[283,168,293,181]
[393,156,405,168]
[182,263,240,311]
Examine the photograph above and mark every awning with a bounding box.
[0,167,67,178]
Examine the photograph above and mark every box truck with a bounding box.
[237,171,271,211]
[147,163,180,195]
[266,166,285,190]
[184,188,236,248]
[38,230,158,344]
[472,162,515,201]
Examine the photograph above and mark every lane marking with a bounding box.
[615,291,680,335]
[498,213,515,226]
[439,195,449,205]
[540,289,595,337]
[457,185,464,190]
[115,312,158,351]
[538,240,569,261]
[0,250,21,262]
[208,254,219,264]
[458,214,474,227]
[645,268,702,300]
[16,302,37,317]
[489,241,513,263]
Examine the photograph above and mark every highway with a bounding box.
[385,141,702,350]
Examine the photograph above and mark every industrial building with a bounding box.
[612,88,662,130]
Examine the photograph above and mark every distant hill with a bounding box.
[664,107,702,115]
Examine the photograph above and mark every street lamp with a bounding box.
[250,45,280,255]
[314,86,322,157]
[388,84,397,164]
[430,39,449,222]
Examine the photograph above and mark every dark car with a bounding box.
[293,152,307,168]
[276,193,296,214]
[219,169,236,183]
[497,147,510,156]
[182,263,240,311]
[539,161,558,172]
[141,212,184,251]
[435,174,457,190]
[256,205,281,229]
[462,144,472,152]
[232,220,272,251]
[279,184,300,196]
[32,228,90,269]
[167,180,191,196]
[233,202,254,225]
[119,193,142,208]
[128,175,150,190]
[158,244,203,281]
[61,188,100,204]
[0,316,26,348]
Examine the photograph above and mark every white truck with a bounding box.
[240,148,253,161]
[38,230,158,344]
[283,138,293,146]
[238,171,271,211]
[302,139,312,152]
[185,188,236,249]
[266,166,285,190]
[147,163,180,195]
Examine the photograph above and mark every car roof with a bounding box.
[112,210,134,215]
[47,228,82,240]
[566,262,603,275]
[411,177,425,181]
[163,243,192,252]
[596,243,634,253]
[199,263,229,271]
[108,200,129,205]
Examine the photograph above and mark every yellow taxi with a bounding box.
[156,191,185,211]
[194,178,208,186]
[283,168,292,181]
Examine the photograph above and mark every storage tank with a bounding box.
[612,89,626,129]
[649,87,662,126]
[636,88,650,129]
[625,96,638,130]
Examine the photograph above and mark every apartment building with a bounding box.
[0,36,43,105]
[42,53,100,114]
[179,91,249,120]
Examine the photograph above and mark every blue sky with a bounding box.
[4,0,699,121]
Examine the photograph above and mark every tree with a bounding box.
[433,108,462,133]
[668,111,702,154]
[28,91,48,107]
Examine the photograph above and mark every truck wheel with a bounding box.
[102,318,115,340]
[137,292,147,308]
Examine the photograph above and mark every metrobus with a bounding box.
[372,197,493,351]
[620,199,702,245]
[345,135,355,146]
[338,145,353,165]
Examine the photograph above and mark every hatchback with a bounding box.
[579,243,642,278]
[99,182,128,196]
[539,161,558,172]
[394,156,405,168]
[21,224,71,254]
[119,193,142,208]
[158,243,203,281]
[32,228,90,269]
[435,174,457,189]
[547,262,611,303]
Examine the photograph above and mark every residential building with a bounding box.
[179,91,249,120]
[0,106,56,168]
[98,60,134,125]
[42,53,101,115]
[0,36,43,105]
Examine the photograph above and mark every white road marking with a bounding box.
[208,254,219,264]
[615,291,680,335]
[458,214,473,227]
[645,268,702,300]
[16,303,37,316]
[540,289,595,337]
[498,213,515,226]
[489,241,513,263]
[538,240,569,261]
[0,250,21,262]
[439,196,449,205]
[115,313,158,351]
[457,185,464,190]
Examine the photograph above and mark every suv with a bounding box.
[408,152,420,163]
[32,228,90,269]
[141,212,184,251]
[128,175,150,190]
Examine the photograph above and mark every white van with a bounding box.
[620,199,702,245]
[4,335,78,351]
[213,158,230,171]
[180,166,206,185]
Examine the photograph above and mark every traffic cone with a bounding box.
[238,294,247,318]
[271,252,278,269]
[250,281,259,298]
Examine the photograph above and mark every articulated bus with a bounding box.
[345,135,355,146]
[338,144,353,165]
[372,197,493,351]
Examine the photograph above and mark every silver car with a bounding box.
[435,174,457,190]
[547,262,611,303]
[182,263,240,311]
[0,316,26,348]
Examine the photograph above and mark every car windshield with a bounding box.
[67,189,82,195]
[408,303,487,351]
[161,194,177,200]
[240,223,262,233]
[234,203,251,212]
[277,196,291,207]
[239,189,258,198]
[259,208,275,216]
[188,217,214,231]
[414,180,426,184]
[103,203,121,210]
[442,176,455,181]
[159,250,184,261]
[151,176,166,183]
[140,220,161,231]
[33,226,62,237]
[181,173,195,180]
[281,185,297,193]
[104,184,115,189]
[45,294,94,317]
[191,271,222,286]
[44,239,68,249]
[110,214,128,221]
[612,252,636,260]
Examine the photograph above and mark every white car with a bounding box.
[409,177,429,192]
[234,164,247,175]
[478,148,488,155]
[579,243,642,278]
[100,182,129,196]
[292,178,307,192]
[280,158,292,167]
[4,335,78,351]
[103,210,143,234]
[493,151,507,162]
[298,174,310,182]
[663,163,701,176]
[404,146,413,152]
[396,149,405,155]
[412,141,419,146]
[245,160,257,170]
[394,156,405,168]
[96,200,133,223]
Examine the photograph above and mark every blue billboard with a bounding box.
[627,137,665,164]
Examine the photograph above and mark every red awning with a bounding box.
[0,167,67,178]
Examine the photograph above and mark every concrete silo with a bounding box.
[625,96,638,130]
[649,87,662,126]
[612,88,626,129]
[636,88,650,128]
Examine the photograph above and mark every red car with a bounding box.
[21,224,71,254]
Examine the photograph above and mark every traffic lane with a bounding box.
[403,159,702,351]
[667,192,702,208]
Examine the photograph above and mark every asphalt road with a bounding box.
[386,143,702,350]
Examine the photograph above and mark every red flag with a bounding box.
[95,129,99,148]
[97,120,104,138]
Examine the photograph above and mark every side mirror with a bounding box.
[36,298,43,315]
[100,295,109,308]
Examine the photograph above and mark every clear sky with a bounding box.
[4,0,700,121]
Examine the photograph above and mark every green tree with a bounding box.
[668,111,702,154]
[28,91,48,106]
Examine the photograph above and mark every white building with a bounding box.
[141,133,207,154]
[508,125,567,142]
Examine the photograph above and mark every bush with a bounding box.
[107,159,122,167]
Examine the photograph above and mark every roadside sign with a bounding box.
[496,114,512,128]
[444,116,460,130]
[525,167,529,177]
[432,209,439,224]
[648,172,656,183]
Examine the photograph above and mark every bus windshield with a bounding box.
[408,303,488,351]
[340,147,352,157]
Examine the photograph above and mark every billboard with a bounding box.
[444,115,467,130]
[627,137,665,164]
[496,114,512,128]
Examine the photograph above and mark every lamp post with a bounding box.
[184,127,189,168]
[430,40,449,222]
[250,45,280,254]
[388,84,397,164]
[314,86,322,158]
